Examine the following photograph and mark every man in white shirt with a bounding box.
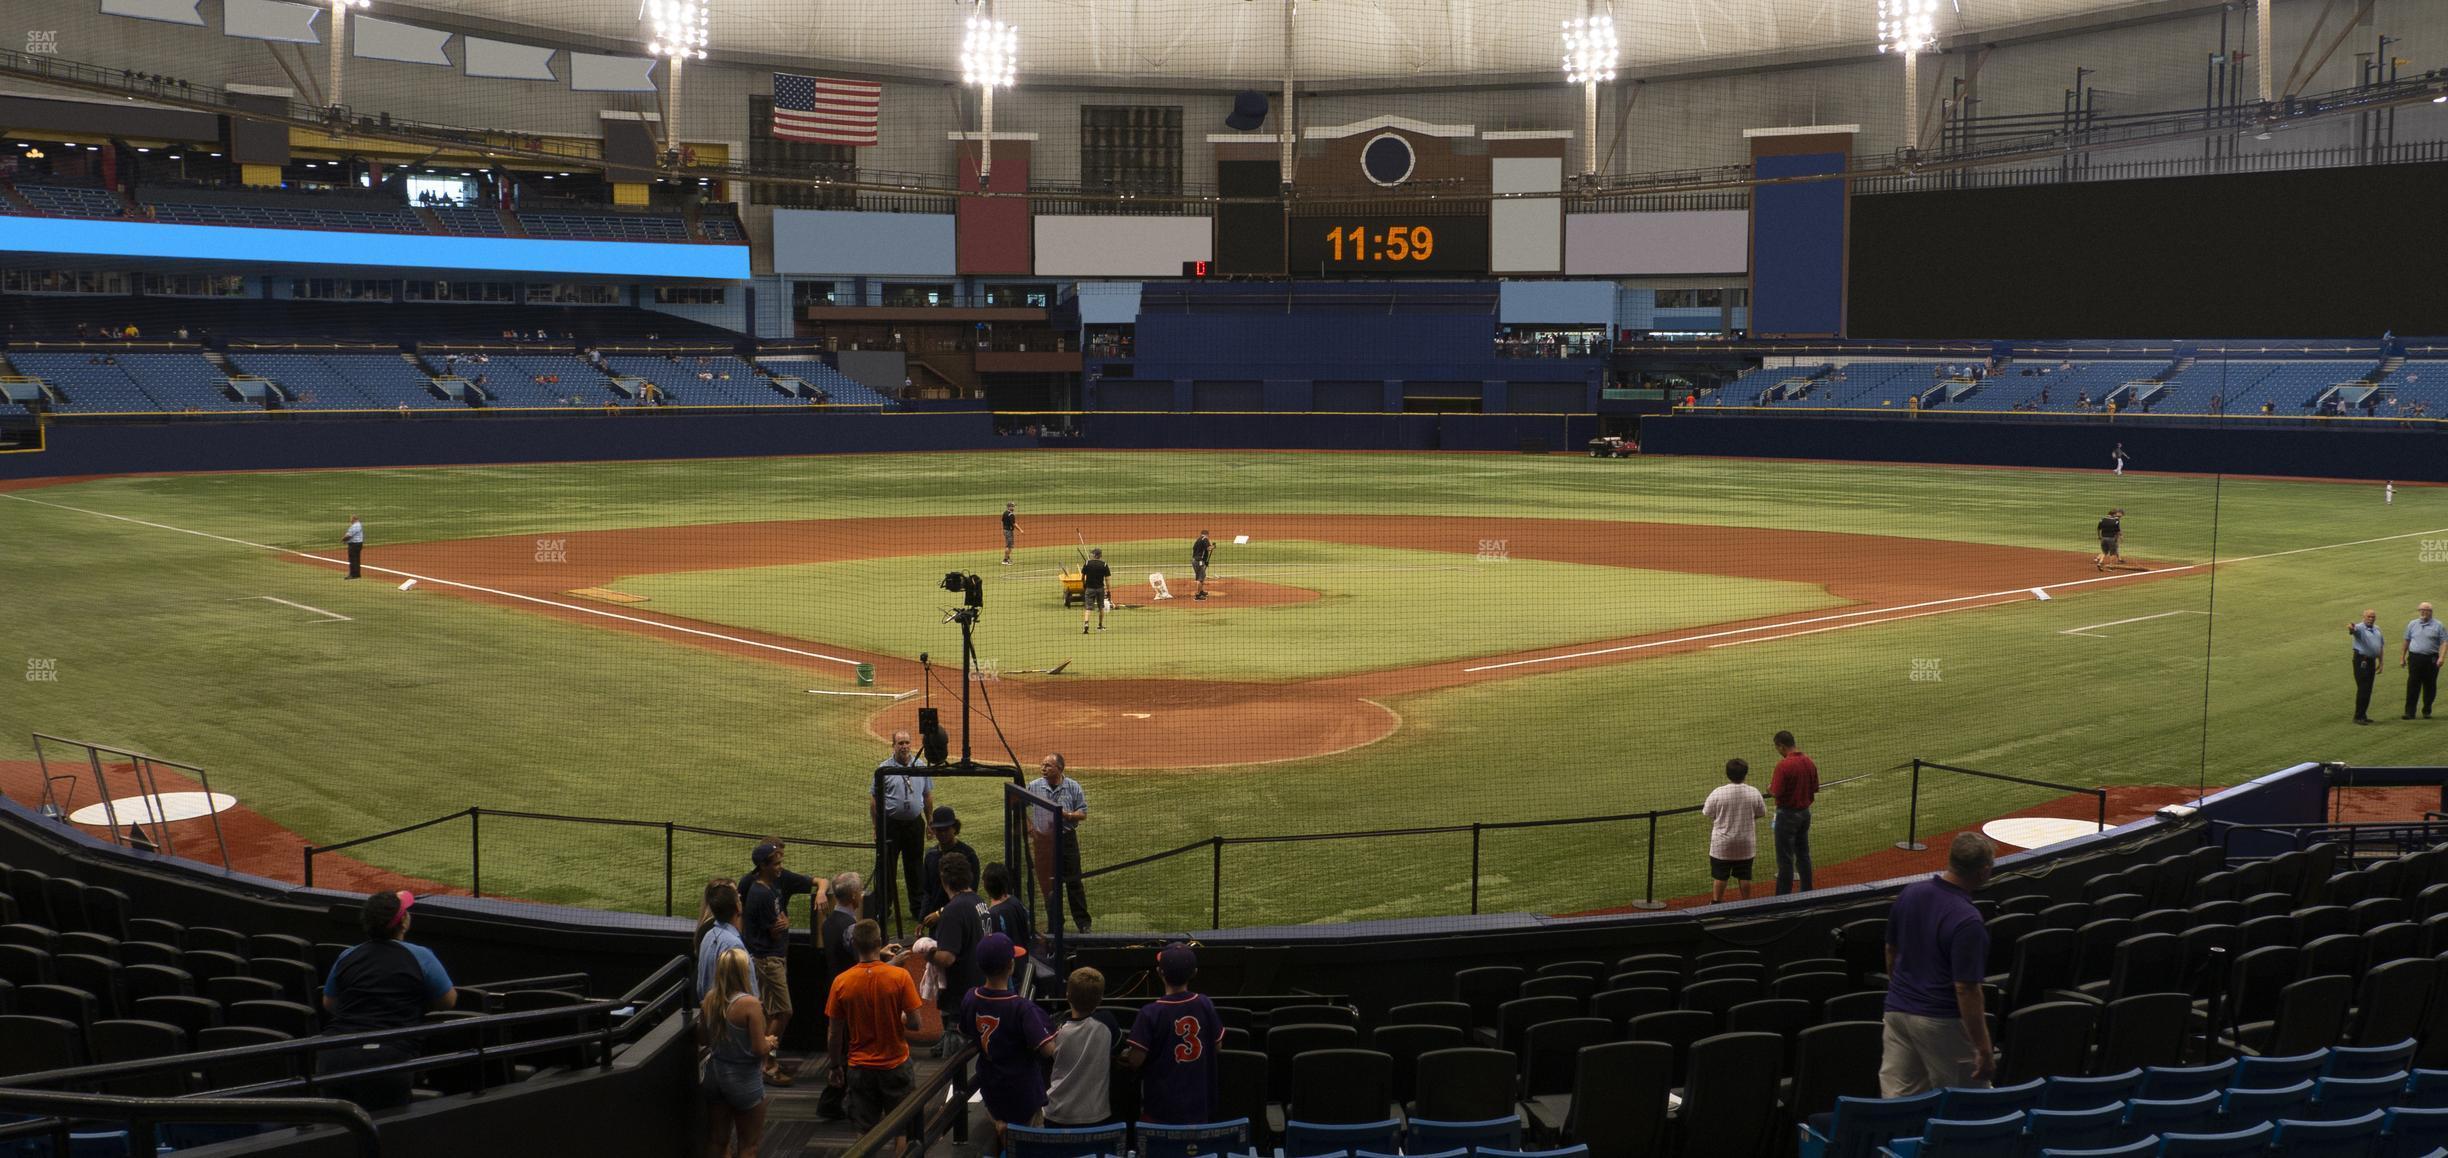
[1701,758,1768,904]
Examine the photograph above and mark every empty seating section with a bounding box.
[13,184,126,218]
[2380,361,2448,413]
[462,352,612,405]
[2156,360,2370,412]
[1963,361,2167,411]
[0,859,615,1135]
[317,355,457,408]
[112,352,254,410]
[148,200,425,233]
[602,354,773,404]
[7,351,171,411]
[430,206,509,236]
[698,215,747,242]
[1812,361,1949,407]
[224,352,380,408]
[762,359,896,405]
[1726,364,1821,404]
[516,212,692,243]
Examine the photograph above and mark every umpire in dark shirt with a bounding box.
[2351,609,2385,724]
[1192,531,1213,600]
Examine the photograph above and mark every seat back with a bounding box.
[1935,1077,2044,1120]
[2381,1105,2448,1157]
[1999,1001,2097,1085]
[1588,988,1673,1030]
[1216,1050,1267,1142]
[1912,1112,2026,1155]
[2096,992,2188,1073]
[2042,1067,2142,1110]
[86,1018,188,1097]
[2352,960,2436,1048]
[1288,1049,1391,1125]
[130,995,219,1039]
[2231,1049,2327,1090]
[2267,975,2355,1056]
[1821,990,1887,1025]
[1371,1023,1464,1105]
[1623,1009,1714,1086]
[1270,1003,1357,1029]
[1384,1001,1472,1036]
[1675,977,1758,1027]
[0,1013,84,1076]
[1454,967,1524,1027]
[2121,1090,2222,1138]
[1560,1041,1668,1157]
[1266,1023,1360,1102]
[1412,1048,1518,1122]
[1769,971,1850,1012]
[1675,1032,1780,1158]
[1493,995,1582,1055]
[1520,1018,1610,1097]
[1787,1020,1882,1122]
[2006,929,2077,1009]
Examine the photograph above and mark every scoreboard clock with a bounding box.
[1287,214,1490,275]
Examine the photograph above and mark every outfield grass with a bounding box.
[609,539,1845,681]
[2,453,2440,926]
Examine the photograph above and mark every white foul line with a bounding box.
[260,595,352,622]
[3,492,863,668]
[808,688,919,699]
[2058,609,2210,639]
[1706,599,2025,649]
[1463,524,2448,673]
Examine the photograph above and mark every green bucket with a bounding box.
[855,662,875,687]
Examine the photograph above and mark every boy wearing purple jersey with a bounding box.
[1121,943,1223,1124]
[959,933,1057,1146]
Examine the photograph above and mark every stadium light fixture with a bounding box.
[960,2,1020,181]
[643,0,713,160]
[1561,8,1617,178]
[1877,0,1939,152]
[325,0,370,114]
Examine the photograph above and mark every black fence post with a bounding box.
[1210,836,1223,930]
[1469,823,1483,915]
[2096,790,2108,834]
[1895,759,1929,851]
[1630,812,1666,910]
[302,846,315,890]
[664,822,676,918]
[470,807,482,900]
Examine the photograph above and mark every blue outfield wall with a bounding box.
[1643,413,2448,481]
[0,411,1600,478]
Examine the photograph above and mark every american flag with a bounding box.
[772,73,881,146]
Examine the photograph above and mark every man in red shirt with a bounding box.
[1769,730,1820,895]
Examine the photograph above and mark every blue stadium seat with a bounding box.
[1282,1119,1397,1157]
[2232,1049,2326,1089]
[2025,1104,2127,1154]
[2218,1080,2313,1129]
[2382,1105,2448,1157]
[2140,1061,2237,1101]
[2155,1121,2274,1156]
[2046,1070,2145,1111]
[2407,1071,2448,1110]
[15,184,126,218]
[7,352,166,411]
[1800,1090,1941,1158]
[2317,1072,2410,1121]
[2035,1139,2156,1157]
[2271,1109,2389,1157]
[1473,1149,1587,1158]
[1405,1118,1522,1154]
[2122,1092,2222,1140]
[1876,1112,2025,1158]
[1934,1078,2044,1120]
[1132,1119,1250,1158]
[2329,1041,2420,1081]
[1007,1122,1127,1158]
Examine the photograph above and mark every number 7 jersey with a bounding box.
[1125,991,1225,1124]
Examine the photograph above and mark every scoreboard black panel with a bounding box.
[1286,213,1490,275]
[1215,160,1285,276]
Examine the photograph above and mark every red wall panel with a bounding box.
[956,141,1032,275]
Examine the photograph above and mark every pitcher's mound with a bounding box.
[1126,579,1318,608]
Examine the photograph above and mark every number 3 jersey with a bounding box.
[1125,991,1225,1124]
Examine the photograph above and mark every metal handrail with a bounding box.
[0,1090,379,1157]
[836,1042,982,1158]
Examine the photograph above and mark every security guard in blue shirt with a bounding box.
[2406,602,2446,720]
[2349,609,2385,724]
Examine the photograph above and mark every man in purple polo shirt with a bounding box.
[1880,832,1996,1096]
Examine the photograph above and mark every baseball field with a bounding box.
[2,450,2439,929]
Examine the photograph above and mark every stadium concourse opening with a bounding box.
[326,512,2151,769]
